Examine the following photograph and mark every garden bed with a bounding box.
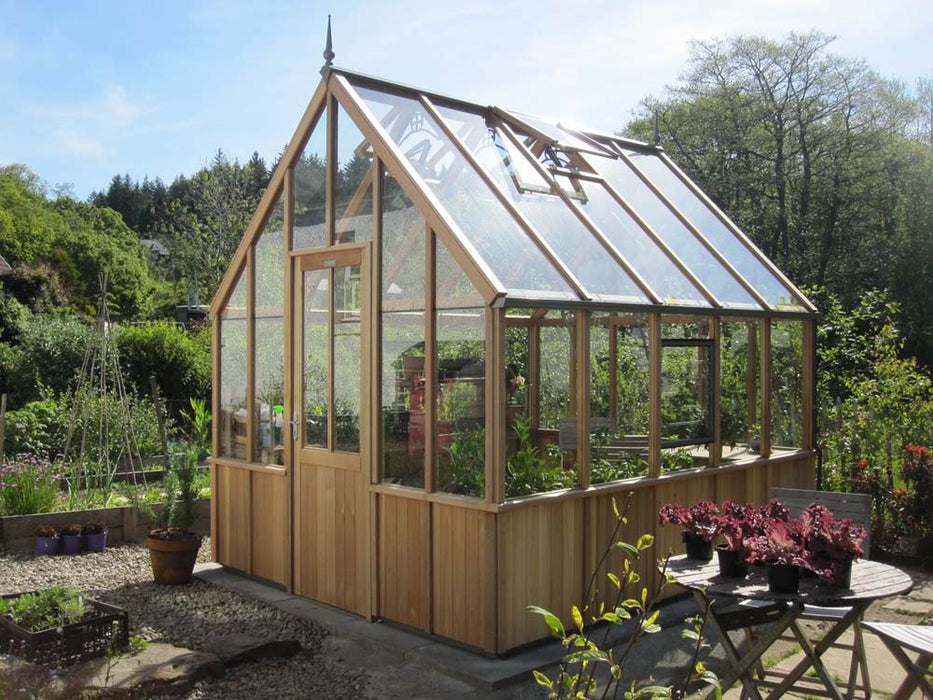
[0,499,211,553]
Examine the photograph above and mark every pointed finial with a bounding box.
[323,15,335,67]
[652,111,661,147]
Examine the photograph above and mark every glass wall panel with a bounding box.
[594,155,759,309]
[771,321,803,448]
[350,83,575,297]
[437,106,645,302]
[294,109,327,250]
[503,309,576,497]
[252,195,286,465]
[334,264,362,452]
[335,103,374,245]
[435,306,485,498]
[660,321,712,472]
[721,321,761,460]
[303,269,329,447]
[588,313,649,483]
[625,151,800,309]
[219,272,247,459]
[382,171,424,305]
[381,311,425,487]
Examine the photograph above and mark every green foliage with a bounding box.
[527,496,719,699]
[440,427,485,497]
[0,291,30,343]
[0,453,62,515]
[4,396,66,456]
[590,430,647,484]
[661,448,696,473]
[116,322,211,417]
[0,587,88,633]
[181,397,212,451]
[157,446,202,532]
[0,172,58,264]
[8,316,92,404]
[506,414,574,497]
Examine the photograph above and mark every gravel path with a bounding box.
[0,541,369,699]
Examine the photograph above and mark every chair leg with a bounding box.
[744,628,766,678]
[847,619,870,700]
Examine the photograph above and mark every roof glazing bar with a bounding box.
[421,95,592,301]
[611,144,773,312]
[497,120,663,306]
[656,151,816,312]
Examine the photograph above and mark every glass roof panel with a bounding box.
[592,153,760,309]
[623,150,802,309]
[437,105,647,303]
[569,181,711,307]
[350,83,575,298]
[506,111,605,154]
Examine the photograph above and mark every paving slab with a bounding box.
[882,597,933,616]
[80,643,224,698]
[207,633,301,667]
[194,563,295,604]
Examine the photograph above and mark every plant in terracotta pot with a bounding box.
[658,500,720,560]
[82,521,108,553]
[33,526,59,556]
[58,523,84,555]
[749,518,809,594]
[799,503,865,588]
[146,447,203,585]
[716,500,755,577]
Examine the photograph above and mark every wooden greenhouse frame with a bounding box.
[209,65,818,655]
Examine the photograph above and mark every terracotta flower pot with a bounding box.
[147,535,202,585]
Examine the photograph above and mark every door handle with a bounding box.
[290,415,300,441]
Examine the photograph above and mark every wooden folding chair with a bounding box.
[861,622,933,699]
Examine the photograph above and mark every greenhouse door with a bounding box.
[291,245,371,616]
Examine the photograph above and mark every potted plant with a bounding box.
[799,503,866,589]
[658,500,720,560]
[750,518,808,593]
[716,500,754,577]
[82,521,108,553]
[58,523,83,555]
[146,447,203,585]
[33,526,59,556]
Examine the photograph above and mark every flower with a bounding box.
[658,500,720,542]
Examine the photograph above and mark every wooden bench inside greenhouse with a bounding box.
[208,64,818,655]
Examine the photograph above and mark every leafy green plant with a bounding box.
[181,397,212,451]
[590,428,647,484]
[440,427,485,497]
[0,587,89,632]
[528,496,718,699]
[150,445,202,538]
[661,448,695,473]
[506,414,574,498]
[0,453,62,515]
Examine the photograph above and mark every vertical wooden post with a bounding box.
[210,316,221,562]
[325,94,337,247]
[576,311,591,488]
[608,316,618,429]
[759,318,772,459]
[746,322,758,439]
[369,159,383,617]
[802,319,816,452]
[0,392,8,464]
[487,307,506,504]
[424,227,436,494]
[710,317,721,467]
[283,166,295,594]
[648,313,662,477]
[528,318,540,432]
[246,246,257,464]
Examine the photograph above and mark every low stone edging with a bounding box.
[0,499,211,552]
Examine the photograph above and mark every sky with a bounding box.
[1,0,931,199]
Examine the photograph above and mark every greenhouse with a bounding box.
[209,66,817,654]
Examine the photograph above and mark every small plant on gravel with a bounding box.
[149,446,201,541]
[528,494,720,699]
[58,522,83,537]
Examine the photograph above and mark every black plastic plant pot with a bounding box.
[683,532,713,561]
[828,557,853,589]
[767,563,800,594]
[716,545,749,578]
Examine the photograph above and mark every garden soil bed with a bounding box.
[0,542,368,699]
[0,499,211,552]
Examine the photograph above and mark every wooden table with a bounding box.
[666,555,913,700]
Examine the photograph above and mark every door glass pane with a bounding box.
[219,271,247,459]
[335,103,374,245]
[334,264,362,452]
[771,321,803,448]
[303,269,329,447]
[294,110,327,250]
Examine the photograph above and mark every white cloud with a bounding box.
[52,130,105,157]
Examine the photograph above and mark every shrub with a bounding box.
[0,290,30,343]
[117,322,210,418]
[0,453,62,515]
[4,397,67,457]
[9,316,93,404]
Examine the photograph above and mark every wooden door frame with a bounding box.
[290,241,373,617]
